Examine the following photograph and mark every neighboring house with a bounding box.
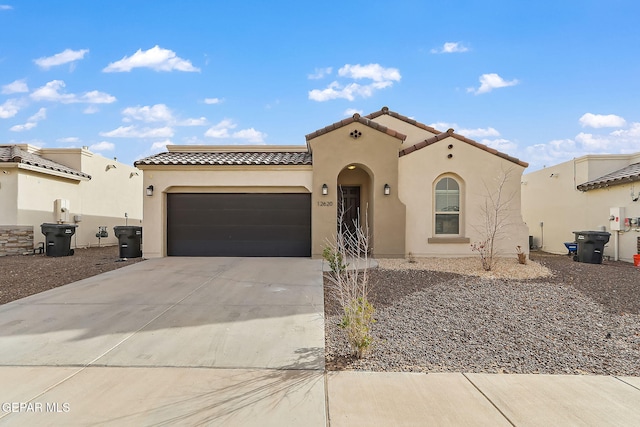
[522,152,640,263]
[0,144,143,255]
[135,107,530,259]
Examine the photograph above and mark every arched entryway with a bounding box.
[337,164,373,243]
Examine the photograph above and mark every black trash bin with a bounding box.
[40,223,77,257]
[113,226,142,258]
[573,231,611,264]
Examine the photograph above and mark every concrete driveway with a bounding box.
[0,257,326,426]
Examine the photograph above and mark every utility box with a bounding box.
[54,199,70,223]
[609,207,624,231]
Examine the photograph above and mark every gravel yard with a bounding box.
[0,246,145,305]
[325,252,640,375]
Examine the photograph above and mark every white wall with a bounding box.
[522,156,640,263]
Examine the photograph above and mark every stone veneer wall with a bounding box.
[0,226,34,256]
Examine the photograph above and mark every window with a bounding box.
[435,177,460,235]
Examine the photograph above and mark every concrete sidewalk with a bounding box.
[327,372,640,426]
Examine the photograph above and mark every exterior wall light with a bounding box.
[146,185,154,196]
[384,183,391,195]
[322,184,328,195]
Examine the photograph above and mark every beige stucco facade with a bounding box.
[522,153,640,263]
[0,145,143,251]
[136,108,530,260]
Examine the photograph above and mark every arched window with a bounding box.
[435,177,460,235]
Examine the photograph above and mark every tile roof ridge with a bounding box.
[365,106,443,134]
[399,128,529,168]
[305,112,407,142]
[577,161,640,191]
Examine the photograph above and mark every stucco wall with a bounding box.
[0,169,18,224]
[522,157,640,263]
[139,166,313,258]
[399,135,529,258]
[309,127,406,258]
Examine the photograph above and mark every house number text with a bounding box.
[317,201,333,207]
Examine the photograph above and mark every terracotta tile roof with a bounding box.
[135,151,313,166]
[0,145,91,179]
[398,128,529,168]
[577,162,640,191]
[305,113,407,142]
[365,106,442,134]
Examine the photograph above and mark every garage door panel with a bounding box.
[167,193,311,257]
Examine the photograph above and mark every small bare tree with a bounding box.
[323,202,374,359]
[471,168,517,271]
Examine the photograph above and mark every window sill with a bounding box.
[427,237,470,244]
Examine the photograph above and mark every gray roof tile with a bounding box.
[135,151,313,166]
[577,162,640,191]
[0,145,91,179]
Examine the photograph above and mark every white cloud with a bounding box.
[204,97,223,104]
[2,79,28,94]
[178,117,208,126]
[123,104,173,123]
[430,42,469,54]
[28,107,47,122]
[231,128,266,143]
[309,63,401,102]
[0,98,23,118]
[579,113,626,129]
[34,49,89,70]
[468,73,519,95]
[344,108,363,117]
[458,127,500,138]
[151,140,171,152]
[103,45,200,72]
[338,64,401,82]
[30,80,116,104]
[57,137,80,143]
[83,106,100,114]
[525,122,640,170]
[0,5,13,10]
[10,122,37,132]
[308,67,333,79]
[204,119,265,143]
[89,141,115,152]
[100,125,174,138]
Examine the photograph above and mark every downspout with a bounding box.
[614,230,619,261]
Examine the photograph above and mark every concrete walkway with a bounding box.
[1,257,639,426]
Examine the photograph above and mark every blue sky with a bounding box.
[1,1,639,171]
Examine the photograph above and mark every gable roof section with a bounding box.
[365,106,442,135]
[305,113,407,143]
[0,145,91,179]
[398,128,529,168]
[135,151,312,166]
[577,162,640,191]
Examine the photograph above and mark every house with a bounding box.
[0,144,143,256]
[135,107,530,259]
[521,152,640,263]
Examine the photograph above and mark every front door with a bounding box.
[338,186,361,234]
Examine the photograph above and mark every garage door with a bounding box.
[167,193,311,257]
